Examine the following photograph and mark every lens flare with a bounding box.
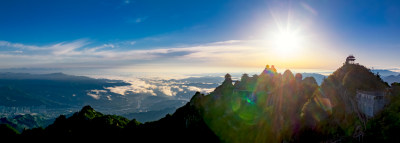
[273,29,303,57]
[198,66,335,142]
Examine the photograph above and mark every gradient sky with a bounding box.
[0,0,399,73]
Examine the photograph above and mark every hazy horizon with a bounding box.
[2,1,400,141]
[0,0,399,74]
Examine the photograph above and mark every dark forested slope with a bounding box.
[1,63,399,142]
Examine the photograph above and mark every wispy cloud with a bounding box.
[127,17,148,24]
[158,86,176,96]
[87,89,107,100]
[0,39,89,55]
[106,78,157,96]
[0,41,42,50]
[50,40,89,56]
[135,17,147,23]
[0,39,271,69]
[124,0,131,4]
[0,37,343,71]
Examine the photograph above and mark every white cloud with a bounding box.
[158,86,176,96]
[103,76,217,97]
[50,40,89,56]
[135,17,147,23]
[0,41,41,50]
[106,95,112,101]
[126,17,147,24]
[135,18,143,23]
[87,93,100,99]
[106,78,157,96]
[171,85,184,92]
[211,40,242,45]
[92,89,107,94]
[0,39,298,70]
[187,86,215,94]
[86,89,107,100]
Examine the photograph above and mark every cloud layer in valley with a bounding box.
[105,76,218,99]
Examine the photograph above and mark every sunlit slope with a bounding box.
[309,63,389,140]
[8,63,394,142]
[194,63,389,142]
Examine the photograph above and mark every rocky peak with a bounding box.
[261,64,277,76]
[75,105,103,120]
[222,73,233,85]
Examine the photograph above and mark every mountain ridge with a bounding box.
[2,62,400,142]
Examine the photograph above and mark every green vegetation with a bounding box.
[2,63,399,142]
[365,82,400,142]
[21,105,134,137]
[0,114,53,132]
[0,124,19,137]
[309,63,390,141]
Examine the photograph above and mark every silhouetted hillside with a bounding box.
[21,105,132,138]
[0,124,19,137]
[364,82,400,143]
[0,114,53,132]
[295,63,390,142]
[122,107,177,122]
[3,63,400,142]
[18,104,218,142]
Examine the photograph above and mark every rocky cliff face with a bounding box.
[317,63,389,139]
[5,63,394,142]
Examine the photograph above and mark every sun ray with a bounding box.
[267,5,305,60]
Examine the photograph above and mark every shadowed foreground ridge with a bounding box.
[19,104,218,142]
[2,61,400,142]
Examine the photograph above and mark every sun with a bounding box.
[273,29,303,57]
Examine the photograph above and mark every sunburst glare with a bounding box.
[273,29,303,57]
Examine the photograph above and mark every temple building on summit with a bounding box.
[345,55,356,64]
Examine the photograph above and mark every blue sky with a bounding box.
[0,0,399,73]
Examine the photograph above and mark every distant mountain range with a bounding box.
[2,62,400,142]
[0,72,129,109]
[1,68,400,133]
[371,69,400,77]
[0,72,223,125]
[383,74,400,84]
[371,69,400,84]
[0,114,53,132]
[300,72,326,85]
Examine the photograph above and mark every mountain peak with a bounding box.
[81,105,94,112]
[261,64,277,76]
[76,105,103,120]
